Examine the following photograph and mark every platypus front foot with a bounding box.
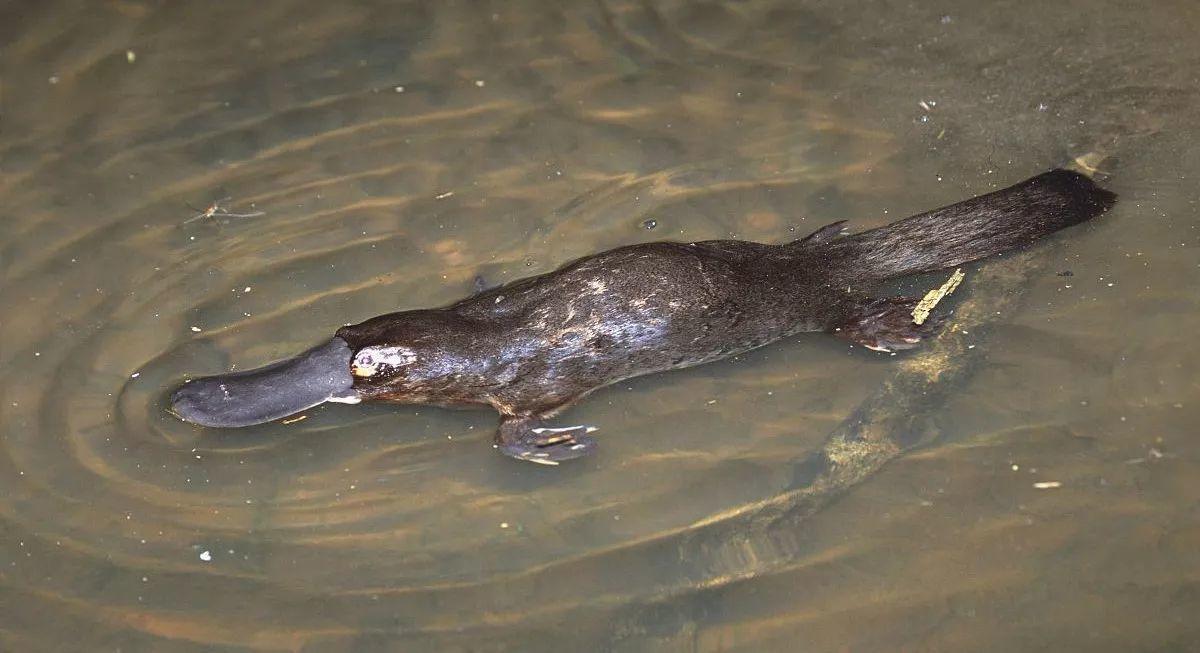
[495,416,598,465]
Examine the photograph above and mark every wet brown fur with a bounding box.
[333,170,1115,461]
[172,170,1116,463]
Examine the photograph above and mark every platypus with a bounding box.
[170,169,1116,464]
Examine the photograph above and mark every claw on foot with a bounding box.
[496,420,599,465]
[834,296,946,353]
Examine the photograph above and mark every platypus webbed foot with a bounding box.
[495,416,598,465]
[831,296,946,353]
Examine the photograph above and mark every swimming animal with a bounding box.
[170,169,1116,464]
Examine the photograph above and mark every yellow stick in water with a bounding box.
[911,268,965,325]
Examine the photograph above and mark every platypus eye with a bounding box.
[352,345,417,378]
[352,351,380,377]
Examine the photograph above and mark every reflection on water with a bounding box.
[1,0,1198,650]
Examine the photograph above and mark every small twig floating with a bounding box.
[184,197,265,224]
[911,267,966,325]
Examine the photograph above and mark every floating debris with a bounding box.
[912,268,966,325]
[126,49,136,63]
[199,550,212,561]
[434,191,455,200]
[184,197,265,224]
[1072,152,1109,176]
[1126,447,1169,465]
[1033,481,1062,489]
[641,218,658,230]
[281,415,308,425]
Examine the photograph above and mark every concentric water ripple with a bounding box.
[0,2,900,648]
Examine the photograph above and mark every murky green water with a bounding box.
[2,1,1198,651]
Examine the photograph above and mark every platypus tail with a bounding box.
[812,169,1116,281]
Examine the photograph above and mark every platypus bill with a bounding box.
[170,169,1116,465]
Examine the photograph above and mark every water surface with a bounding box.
[1,1,1198,651]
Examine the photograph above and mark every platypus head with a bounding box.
[169,337,356,427]
[332,310,460,394]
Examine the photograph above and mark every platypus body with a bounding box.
[171,170,1116,464]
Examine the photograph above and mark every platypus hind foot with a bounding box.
[832,296,946,354]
